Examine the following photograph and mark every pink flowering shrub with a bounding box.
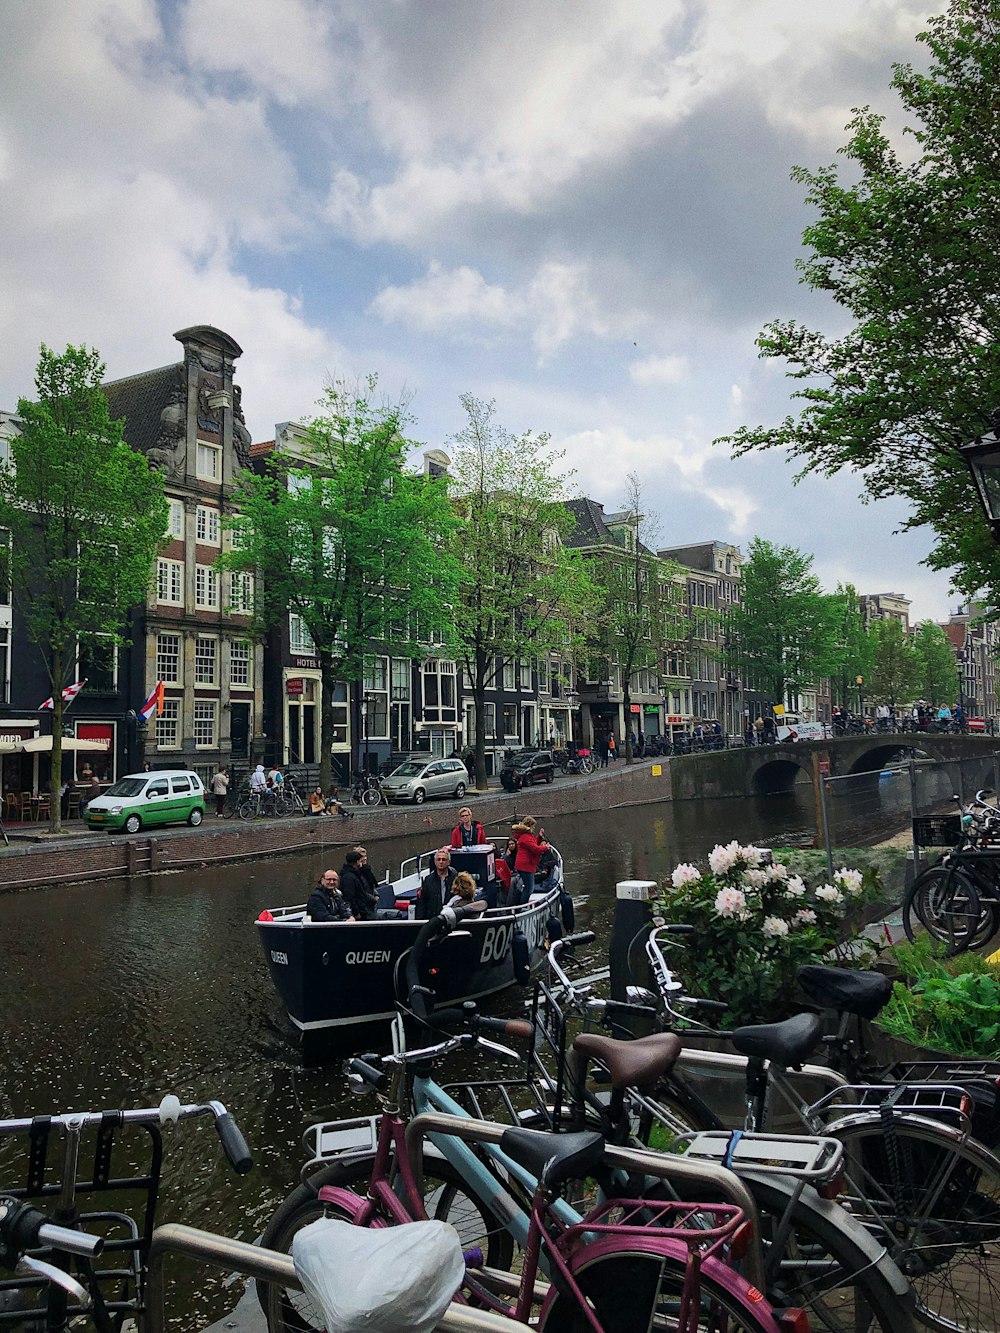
[653,846,880,1026]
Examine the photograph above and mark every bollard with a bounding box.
[608,879,658,1011]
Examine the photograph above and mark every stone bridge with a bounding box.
[666,733,1000,800]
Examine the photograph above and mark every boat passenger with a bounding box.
[511,817,548,903]
[340,849,377,921]
[451,806,486,848]
[536,844,559,893]
[446,870,487,914]
[306,870,355,923]
[416,849,457,920]
[495,836,517,905]
[354,846,381,903]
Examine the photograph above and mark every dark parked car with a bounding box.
[500,749,556,792]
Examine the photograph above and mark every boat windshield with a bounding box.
[391,763,425,777]
[104,778,148,798]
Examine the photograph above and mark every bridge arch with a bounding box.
[750,757,809,795]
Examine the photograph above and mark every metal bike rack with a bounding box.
[145,1224,527,1333]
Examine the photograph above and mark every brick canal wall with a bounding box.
[0,761,678,892]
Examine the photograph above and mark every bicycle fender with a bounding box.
[316,1184,386,1224]
[739,1170,914,1304]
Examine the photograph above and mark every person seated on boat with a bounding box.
[511,817,548,903]
[308,786,329,816]
[445,870,487,914]
[451,806,486,848]
[306,869,355,923]
[416,848,457,920]
[354,846,381,904]
[340,849,377,921]
[535,844,559,893]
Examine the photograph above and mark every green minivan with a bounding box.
[84,770,206,834]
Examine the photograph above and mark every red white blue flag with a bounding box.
[138,680,165,722]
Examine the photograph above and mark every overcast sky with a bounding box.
[0,0,963,620]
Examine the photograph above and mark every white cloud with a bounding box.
[629,355,688,386]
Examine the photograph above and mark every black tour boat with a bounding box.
[257,844,569,1036]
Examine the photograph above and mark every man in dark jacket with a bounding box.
[416,848,457,920]
[340,849,377,921]
[306,870,354,922]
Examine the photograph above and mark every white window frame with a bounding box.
[194,699,217,749]
[196,505,220,545]
[229,571,255,615]
[166,499,184,539]
[157,699,180,750]
[230,639,252,689]
[157,559,183,606]
[196,440,221,481]
[289,613,315,655]
[156,632,182,685]
[194,634,218,687]
[195,564,219,610]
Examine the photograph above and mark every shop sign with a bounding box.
[666,715,682,725]
[629,704,641,713]
[643,705,659,715]
[286,677,304,696]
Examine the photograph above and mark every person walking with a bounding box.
[607,732,617,762]
[210,765,229,816]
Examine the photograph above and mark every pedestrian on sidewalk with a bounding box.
[210,765,229,816]
[608,732,617,762]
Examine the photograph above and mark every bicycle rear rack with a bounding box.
[677,1130,844,1183]
[809,1082,973,1132]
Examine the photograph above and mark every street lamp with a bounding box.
[960,410,1000,542]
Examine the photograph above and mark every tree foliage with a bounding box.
[447,395,597,788]
[720,0,1000,602]
[912,619,960,705]
[224,377,461,789]
[827,584,874,708]
[725,538,842,705]
[867,617,919,708]
[0,344,167,831]
[586,474,684,761]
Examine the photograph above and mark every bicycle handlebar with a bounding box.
[0,1198,104,1267]
[0,1098,253,1176]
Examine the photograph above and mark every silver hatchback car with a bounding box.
[380,756,469,804]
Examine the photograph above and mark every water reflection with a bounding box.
[0,788,823,1324]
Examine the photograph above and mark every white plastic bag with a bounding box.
[292,1217,465,1333]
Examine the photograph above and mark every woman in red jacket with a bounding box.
[511,816,547,903]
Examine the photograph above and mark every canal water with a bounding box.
[0,786,852,1325]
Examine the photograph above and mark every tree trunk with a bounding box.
[48,648,63,834]
[473,649,488,790]
[319,652,336,793]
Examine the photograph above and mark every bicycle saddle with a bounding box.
[500,1126,606,1189]
[796,965,893,1020]
[729,1012,824,1068]
[572,1032,683,1089]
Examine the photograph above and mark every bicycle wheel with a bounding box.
[833,1116,1000,1333]
[902,865,980,953]
[237,797,255,821]
[257,1153,514,1333]
[539,1247,778,1333]
[360,785,381,807]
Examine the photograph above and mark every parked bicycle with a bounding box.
[0,1094,251,1333]
[901,789,1000,953]
[626,925,1000,1333]
[258,908,806,1333]
[349,771,387,807]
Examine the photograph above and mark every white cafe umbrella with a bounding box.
[18,736,110,754]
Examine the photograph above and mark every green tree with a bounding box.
[867,618,919,709]
[224,377,461,790]
[721,0,1000,603]
[447,395,597,789]
[827,584,874,709]
[585,474,684,762]
[725,538,841,706]
[913,619,960,706]
[0,344,167,832]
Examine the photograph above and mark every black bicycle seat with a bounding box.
[500,1127,606,1189]
[729,1012,824,1068]
[797,965,893,1020]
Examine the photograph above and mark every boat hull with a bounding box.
[258,887,561,1034]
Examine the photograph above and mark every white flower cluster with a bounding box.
[834,866,865,898]
[671,863,702,888]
